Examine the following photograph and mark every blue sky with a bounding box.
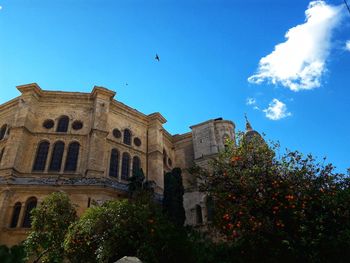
[0,0,349,173]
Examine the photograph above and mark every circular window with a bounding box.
[72,121,83,130]
[134,137,142,147]
[168,158,172,167]
[43,119,54,129]
[113,128,121,139]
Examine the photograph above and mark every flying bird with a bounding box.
[155,54,160,62]
[345,0,350,15]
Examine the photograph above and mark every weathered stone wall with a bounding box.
[0,185,125,246]
[0,83,237,245]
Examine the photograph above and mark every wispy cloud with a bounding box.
[263,99,291,120]
[0,6,2,10]
[346,40,350,51]
[246,97,256,105]
[248,1,343,91]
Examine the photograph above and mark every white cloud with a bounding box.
[246,97,256,105]
[248,1,343,91]
[0,6,2,10]
[346,40,350,51]
[263,99,291,120]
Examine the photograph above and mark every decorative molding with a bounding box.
[91,86,116,100]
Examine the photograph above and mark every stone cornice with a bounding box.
[0,176,163,201]
[190,118,235,129]
[42,91,92,102]
[214,119,236,129]
[162,129,173,143]
[173,132,192,143]
[17,83,42,98]
[0,97,19,113]
[147,112,167,124]
[110,101,149,125]
[91,86,116,100]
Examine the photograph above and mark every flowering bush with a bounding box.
[197,134,350,262]
[64,199,192,263]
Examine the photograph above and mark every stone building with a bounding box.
[0,83,235,246]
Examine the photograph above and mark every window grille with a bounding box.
[33,141,50,171]
[132,156,141,174]
[121,152,130,180]
[0,124,7,140]
[49,141,65,171]
[123,129,132,145]
[56,116,69,132]
[109,149,119,178]
[22,197,37,228]
[10,202,21,228]
[64,142,80,172]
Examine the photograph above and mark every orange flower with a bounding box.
[223,214,230,221]
[232,230,239,238]
[231,156,242,163]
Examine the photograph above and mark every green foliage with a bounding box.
[24,191,77,263]
[128,168,146,194]
[163,168,186,226]
[64,199,192,263]
[128,168,155,203]
[195,133,350,262]
[0,245,26,263]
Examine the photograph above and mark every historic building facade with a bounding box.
[0,83,235,246]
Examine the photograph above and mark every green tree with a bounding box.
[196,133,350,262]
[128,168,155,203]
[163,168,186,226]
[0,245,26,263]
[64,199,191,263]
[24,192,77,263]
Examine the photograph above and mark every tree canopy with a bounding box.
[163,168,186,226]
[64,199,191,263]
[195,134,350,262]
[24,192,77,263]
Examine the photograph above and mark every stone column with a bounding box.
[147,113,166,193]
[86,87,115,178]
[0,189,11,228]
[1,84,41,174]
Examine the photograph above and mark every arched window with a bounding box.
[121,152,130,180]
[163,149,167,165]
[22,197,37,228]
[0,148,4,165]
[132,156,141,174]
[10,202,22,228]
[206,196,215,222]
[56,116,69,132]
[196,205,203,225]
[109,149,119,178]
[64,142,80,172]
[49,141,65,172]
[0,124,7,140]
[33,141,50,171]
[123,129,132,145]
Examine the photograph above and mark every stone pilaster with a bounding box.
[86,86,115,177]
[0,189,11,228]
[1,84,41,173]
[147,113,166,192]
